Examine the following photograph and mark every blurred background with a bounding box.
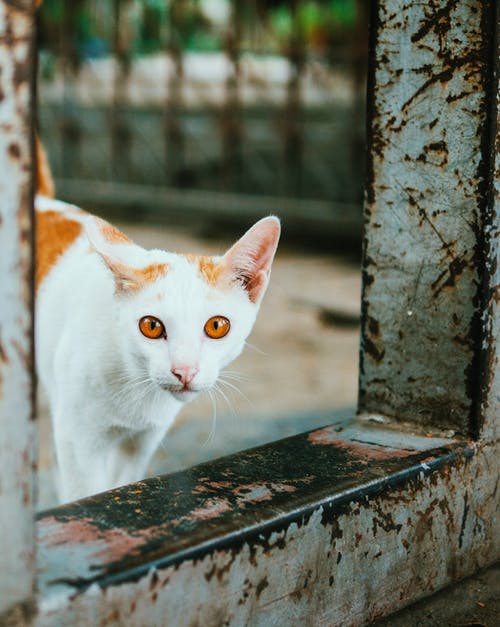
[36,0,368,507]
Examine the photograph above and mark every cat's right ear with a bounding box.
[84,217,141,294]
[222,216,280,304]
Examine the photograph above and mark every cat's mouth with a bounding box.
[158,382,200,402]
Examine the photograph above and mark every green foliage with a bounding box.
[41,0,63,21]
[38,0,360,58]
[330,0,357,27]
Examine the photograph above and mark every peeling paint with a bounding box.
[37,423,463,597]
[360,0,496,434]
[35,439,499,627]
[308,428,418,460]
[0,0,36,616]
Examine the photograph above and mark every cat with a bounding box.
[35,140,280,503]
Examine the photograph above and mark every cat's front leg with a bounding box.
[53,409,169,502]
[54,432,111,503]
[106,425,168,489]
[52,404,120,502]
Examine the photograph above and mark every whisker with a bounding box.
[220,369,251,383]
[218,378,255,410]
[213,382,238,420]
[202,389,218,447]
[244,341,268,356]
[106,375,158,413]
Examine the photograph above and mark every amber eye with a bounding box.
[204,316,230,339]
[139,316,166,339]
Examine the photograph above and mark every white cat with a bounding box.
[35,150,280,503]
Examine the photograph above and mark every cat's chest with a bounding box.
[101,380,181,430]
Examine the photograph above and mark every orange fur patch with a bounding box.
[136,263,169,284]
[184,254,226,286]
[36,136,55,197]
[36,210,82,290]
[110,260,169,295]
[98,220,132,245]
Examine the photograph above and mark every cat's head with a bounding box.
[86,216,280,403]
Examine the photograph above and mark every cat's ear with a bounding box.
[84,217,143,294]
[223,216,280,303]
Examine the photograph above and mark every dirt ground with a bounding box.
[375,562,499,627]
[38,220,361,508]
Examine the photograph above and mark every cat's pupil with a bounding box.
[213,320,219,330]
[150,321,157,329]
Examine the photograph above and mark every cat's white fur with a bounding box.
[35,195,280,502]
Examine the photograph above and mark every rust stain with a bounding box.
[410,0,459,45]
[367,316,381,337]
[39,516,148,563]
[364,336,385,363]
[8,142,20,158]
[35,210,82,291]
[205,555,238,584]
[256,576,269,598]
[234,482,298,506]
[431,255,469,297]
[402,56,480,114]
[206,481,232,489]
[371,502,402,536]
[180,497,233,522]
[104,609,120,623]
[0,339,7,364]
[308,427,418,460]
[419,140,449,167]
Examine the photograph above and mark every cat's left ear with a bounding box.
[84,216,143,294]
[223,216,280,303]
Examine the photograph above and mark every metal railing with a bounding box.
[37,0,368,236]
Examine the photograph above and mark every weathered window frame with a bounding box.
[0,1,498,625]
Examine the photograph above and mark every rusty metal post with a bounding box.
[164,0,186,186]
[359,0,498,436]
[110,0,132,181]
[0,0,36,622]
[59,0,83,179]
[220,1,243,190]
[480,2,500,439]
[282,0,304,197]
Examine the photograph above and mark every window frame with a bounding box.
[0,1,499,624]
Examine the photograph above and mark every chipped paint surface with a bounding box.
[480,1,500,439]
[308,427,418,460]
[0,0,36,618]
[359,0,496,433]
[35,425,499,627]
[36,425,461,598]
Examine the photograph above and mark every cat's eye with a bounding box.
[139,316,166,339]
[204,316,230,339]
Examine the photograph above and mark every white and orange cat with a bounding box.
[35,142,280,503]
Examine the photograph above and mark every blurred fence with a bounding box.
[37,0,368,240]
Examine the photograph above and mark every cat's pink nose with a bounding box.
[171,365,199,386]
